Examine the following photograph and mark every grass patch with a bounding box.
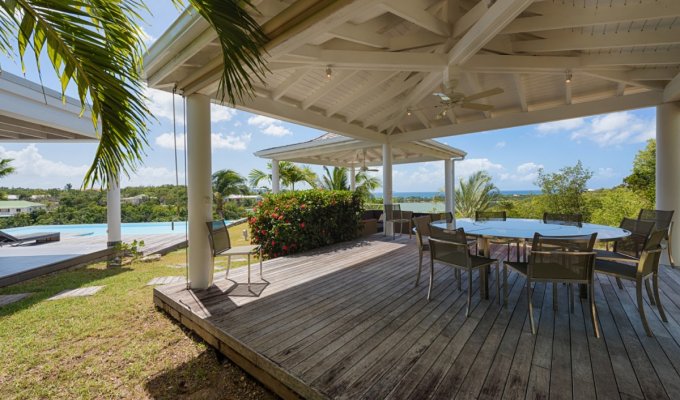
[0,223,275,399]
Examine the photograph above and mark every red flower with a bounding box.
[278,215,284,220]
[300,222,305,229]
[300,204,306,209]
[282,245,288,251]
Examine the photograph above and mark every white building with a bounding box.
[0,200,46,217]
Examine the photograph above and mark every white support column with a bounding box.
[187,93,213,290]
[444,159,454,215]
[657,102,680,264]
[271,159,280,193]
[383,144,393,235]
[106,173,121,247]
[350,166,356,191]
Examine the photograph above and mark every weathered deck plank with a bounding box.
[154,234,680,399]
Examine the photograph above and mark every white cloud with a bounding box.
[145,88,236,124]
[456,158,503,179]
[500,162,543,183]
[247,115,292,136]
[154,132,251,151]
[570,112,654,147]
[211,104,237,122]
[536,117,585,133]
[123,166,185,187]
[596,167,617,179]
[495,141,506,149]
[0,145,88,186]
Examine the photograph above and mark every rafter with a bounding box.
[330,23,389,48]
[379,1,450,36]
[271,68,309,100]
[391,91,662,143]
[616,83,626,97]
[347,74,422,123]
[664,72,680,103]
[503,0,680,34]
[282,46,447,71]
[326,71,400,117]
[302,70,358,110]
[514,29,680,53]
[463,72,492,118]
[512,74,528,112]
[413,109,431,129]
[581,70,665,91]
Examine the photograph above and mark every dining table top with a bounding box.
[430,218,631,242]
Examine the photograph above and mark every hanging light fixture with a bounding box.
[565,71,573,84]
[406,109,412,116]
[325,66,332,79]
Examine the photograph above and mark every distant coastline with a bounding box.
[371,190,540,199]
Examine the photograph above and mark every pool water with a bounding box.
[4,220,236,237]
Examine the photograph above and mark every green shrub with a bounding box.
[248,190,363,258]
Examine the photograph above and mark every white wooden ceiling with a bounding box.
[144,0,680,145]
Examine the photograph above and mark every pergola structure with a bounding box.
[144,0,680,289]
[254,132,466,213]
[0,71,121,247]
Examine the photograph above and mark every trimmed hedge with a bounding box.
[249,190,363,259]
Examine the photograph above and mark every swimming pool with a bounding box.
[4,220,239,237]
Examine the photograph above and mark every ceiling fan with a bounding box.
[358,149,379,173]
[410,80,504,119]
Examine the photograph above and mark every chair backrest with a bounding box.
[528,233,597,282]
[428,225,471,268]
[430,212,453,223]
[413,215,432,249]
[638,209,674,231]
[637,229,667,276]
[615,217,655,258]
[206,220,232,256]
[383,204,401,221]
[475,210,506,221]
[543,212,582,227]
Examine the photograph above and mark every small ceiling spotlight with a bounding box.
[407,109,412,116]
[565,71,573,84]
[325,66,332,79]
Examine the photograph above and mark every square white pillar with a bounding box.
[444,159,454,216]
[106,173,121,247]
[656,102,680,265]
[271,159,280,193]
[383,144,393,236]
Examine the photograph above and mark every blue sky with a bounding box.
[0,4,656,192]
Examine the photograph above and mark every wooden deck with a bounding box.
[0,233,186,287]
[154,234,680,399]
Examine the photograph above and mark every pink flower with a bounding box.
[300,222,305,229]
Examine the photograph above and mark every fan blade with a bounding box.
[433,92,451,102]
[463,87,504,102]
[461,102,495,111]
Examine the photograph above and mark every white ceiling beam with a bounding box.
[146,28,217,86]
[330,23,389,48]
[581,51,680,67]
[388,31,447,52]
[238,93,387,144]
[391,91,662,143]
[463,54,581,72]
[0,131,20,139]
[448,0,534,66]
[451,0,489,38]
[379,1,450,36]
[302,70,358,110]
[271,68,309,101]
[629,69,680,81]
[326,71,400,117]
[514,29,680,53]
[503,0,680,34]
[664,72,680,103]
[512,74,528,111]
[581,70,665,91]
[384,72,444,131]
[283,47,447,71]
[413,109,431,129]
[616,83,626,97]
[347,74,422,123]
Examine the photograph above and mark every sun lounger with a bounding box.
[0,230,60,246]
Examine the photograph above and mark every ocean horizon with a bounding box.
[371,190,541,198]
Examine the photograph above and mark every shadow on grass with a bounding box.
[0,264,131,317]
[144,320,276,400]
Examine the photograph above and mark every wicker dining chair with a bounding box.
[412,215,433,287]
[475,210,522,262]
[505,233,599,336]
[430,211,453,223]
[543,212,583,227]
[595,229,668,337]
[428,226,500,317]
[638,209,675,267]
[383,204,412,240]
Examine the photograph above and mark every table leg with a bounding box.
[481,238,490,299]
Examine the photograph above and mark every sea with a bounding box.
[367,190,540,213]
[371,190,540,198]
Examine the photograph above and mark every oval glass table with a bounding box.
[430,218,631,299]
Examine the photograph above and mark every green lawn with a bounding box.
[0,223,275,400]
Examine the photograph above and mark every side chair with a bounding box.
[383,204,412,240]
[475,210,522,262]
[412,215,432,287]
[543,212,583,227]
[597,217,655,290]
[206,220,263,288]
[638,209,675,267]
[428,225,500,317]
[596,229,668,337]
[505,233,599,337]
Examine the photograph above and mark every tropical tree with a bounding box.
[0,159,15,179]
[249,162,317,191]
[319,166,349,190]
[624,139,656,205]
[0,1,267,188]
[212,169,249,196]
[535,160,593,218]
[455,171,499,218]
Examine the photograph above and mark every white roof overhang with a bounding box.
[144,0,680,144]
[0,71,97,142]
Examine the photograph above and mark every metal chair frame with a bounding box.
[638,209,675,268]
[475,210,522,262]
[383,204,412,240]
[206,220,263,288]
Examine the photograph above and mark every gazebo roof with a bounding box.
[0,71,97,142]
[144,0,680,144]
[254,132,465,167]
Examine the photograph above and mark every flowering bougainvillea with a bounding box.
[249,190,363,259]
